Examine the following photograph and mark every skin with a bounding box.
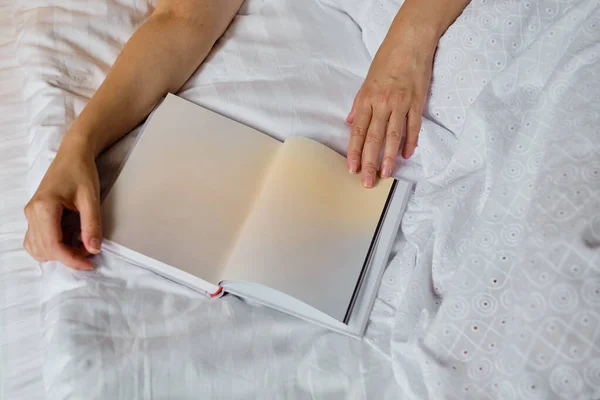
[23,0,245,270]
[346,0,471,188]
[24,0,471,270]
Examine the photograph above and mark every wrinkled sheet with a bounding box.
[0,0,45,399]
[15,0,600,399]
[16,0,403,399]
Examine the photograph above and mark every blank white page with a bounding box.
[101,94,281,284]
[223,136,393,321]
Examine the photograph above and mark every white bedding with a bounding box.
[0,1,45,399]
[13,0,600,399]
[16,0,403,399]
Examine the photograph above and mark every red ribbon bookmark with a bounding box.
[210,286,223,298]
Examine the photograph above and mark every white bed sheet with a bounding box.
[15,0,404,399]
[0,0,45,399]
[14,0,600,399]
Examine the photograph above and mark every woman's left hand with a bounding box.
[346,26,436,187]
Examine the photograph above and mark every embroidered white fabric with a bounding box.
[329,1,600,399]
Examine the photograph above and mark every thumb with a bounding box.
[77,189,103,255]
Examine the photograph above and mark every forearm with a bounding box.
[64,1,243,158]
[385,0,470,50]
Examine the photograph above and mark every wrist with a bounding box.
[377,22,438,70]
[385,18,441,54]
[60,128,99,160]
[387,0,466,51]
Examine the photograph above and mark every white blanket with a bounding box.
[15,0,600,399]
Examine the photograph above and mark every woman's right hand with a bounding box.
[24,138,102,270]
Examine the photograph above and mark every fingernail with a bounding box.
[381,164,391,178]
[406,148,415,159]
[362,175,374,188]
[349,161,358,174]
[90,238,102,254]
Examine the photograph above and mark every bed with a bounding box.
[0,1,45,399]
[3,0,600,399]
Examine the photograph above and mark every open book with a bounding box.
[100,94,411,338]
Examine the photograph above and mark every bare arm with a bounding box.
[347,0,470,187]
[24,0,244,270]
[386,0,471,42]
[69,0,245,158]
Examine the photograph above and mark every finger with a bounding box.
[402,106,423,159]
[24,230,51,262]
[361,107,391,188]
[347,103,372,174]
[25,201,56,261]
[23,232,32,255]
[346,89,361,124]
[23,232,41,261]
[50,242,94,271]
[380,111,404,178]
[77,190,102,255]
[39,201,93,270]
[73,242,92,258]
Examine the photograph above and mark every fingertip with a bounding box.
[73,254,95,271]
[85,237,102,255]
[77,263,95,271]
[77,191,103,253]
[65,257,94,271]
[403,146,415,159]
[53,243,94,271]
[380,161,393,178]
[361,171,375,188]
